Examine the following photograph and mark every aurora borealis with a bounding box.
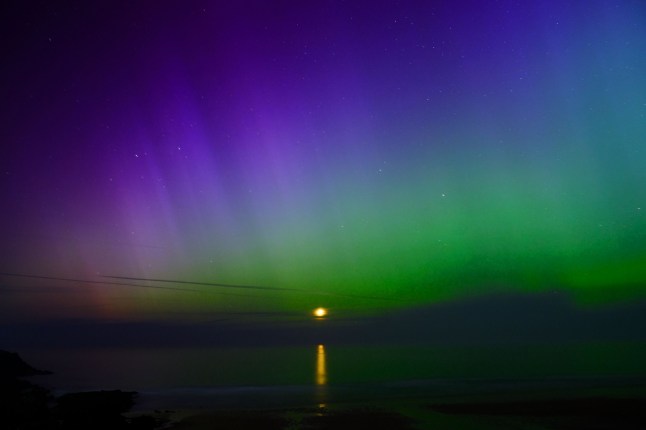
[2,1,646,324]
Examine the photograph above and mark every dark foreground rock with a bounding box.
[429,397,646,429]
[300,407,415,430]
[170,409,288,430]
[55,390,137,429]
[169,406,415,430]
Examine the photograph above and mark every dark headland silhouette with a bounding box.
[0,350,51,378]
[0,350,157,430]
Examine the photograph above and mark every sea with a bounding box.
[20,342,646,410]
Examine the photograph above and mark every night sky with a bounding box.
[2,1,646,338]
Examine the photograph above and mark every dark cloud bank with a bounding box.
[3,292,646,349]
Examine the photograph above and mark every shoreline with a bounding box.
[131,392,646,430]
[127,374,646,410]
[123,377,646,429]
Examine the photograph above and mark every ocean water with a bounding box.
[21,342,646,409]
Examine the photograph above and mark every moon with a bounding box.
[313,307,328,318]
